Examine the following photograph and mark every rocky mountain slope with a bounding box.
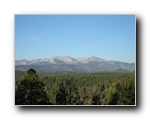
[15,56,135,73]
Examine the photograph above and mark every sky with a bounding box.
[15,15,135,63]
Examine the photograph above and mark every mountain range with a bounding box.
[15,56,135,73]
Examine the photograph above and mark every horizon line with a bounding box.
[15,55,135,63]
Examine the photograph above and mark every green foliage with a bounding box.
[15,70,135,105]
[71,84,80,105]
[15,69,50,105]
[56,82,68,105]
[21,69,38,81]
[15,79,50,105]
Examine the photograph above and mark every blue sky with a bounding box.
[15,15,135,63]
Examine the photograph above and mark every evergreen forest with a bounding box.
[15,69,135,105]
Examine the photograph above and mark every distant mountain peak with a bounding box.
[90,56,104,60]
[91,56,97,58]
[15,56,107,65]
[15,56,135,72]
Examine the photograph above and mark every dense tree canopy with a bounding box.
[15,69,135,105]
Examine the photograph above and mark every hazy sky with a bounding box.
[15,15,135,63]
